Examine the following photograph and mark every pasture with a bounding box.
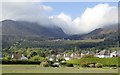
[2,65,118,73]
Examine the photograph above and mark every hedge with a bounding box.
[2,60,41,64]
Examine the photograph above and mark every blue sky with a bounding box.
[43,2,118,19]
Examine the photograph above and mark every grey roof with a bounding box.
[117,50,120,55]
[97,50,110,55]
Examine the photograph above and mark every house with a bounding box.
[95,50,110,58]
[64,57,70,60]
[110,50,120,57]
[21,54,28,60]
[12,52,28,60]
[0,54,2,59]
[56,54,63,59]
[117,50,120,56]
[48,55,56,62]
[70,53,80,59]
[110,51,117,57]
[86,51,95,55]
[63,53,71,60]
[12,52,22,60]
[81,51,94,57]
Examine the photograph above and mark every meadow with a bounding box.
[2,65,118,73]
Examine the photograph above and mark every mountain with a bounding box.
[1,20,67,38]
[83,25,118,40]
[67,24,118,40]
[1,20,67,48]
[1,19,118,49]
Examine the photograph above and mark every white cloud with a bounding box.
[1,2,118,35]
[49,13,80,34]
[2,0,43,2]
[50,3,118,34]
[1,2,54,27]
[73,4,118,34]
[40,5,53,11]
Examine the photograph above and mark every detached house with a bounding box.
[12,52,28,60]
[21,54,28,60]
[110,50,120,57]
[12,52,22,60]
[95,50,110,58]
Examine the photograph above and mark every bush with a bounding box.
[95,63,103,68]
[80,61,90,67]
[110,65,116,67]
[67,57,119,67]
[40,61,49,67]
[30,56,46,62]
[2,60,41,64]
[66,63,74,67]
[82,55,94,58]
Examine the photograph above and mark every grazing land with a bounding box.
[2,65,118,73]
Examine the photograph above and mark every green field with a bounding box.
[2,65,118,73]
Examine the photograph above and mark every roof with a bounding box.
[97,50,110,55]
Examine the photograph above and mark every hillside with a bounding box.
[67,24,118,41]
[1,20,67,38]
[1,20,67,48]
[1,19,118,49]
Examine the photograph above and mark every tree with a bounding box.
[30,55,46,61]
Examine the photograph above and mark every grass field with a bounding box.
[2,65,118,73]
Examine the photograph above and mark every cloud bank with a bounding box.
[1,2,118,35]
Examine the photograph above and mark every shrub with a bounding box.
[82,55,94,58]
[67,57,119,67]
[40,61,49,67]
[66,63,74,67]
[110,65,116,67]
[95,63,103,68]
[80,61,90,67]
[30,56,46,62]
[2,60,41,64]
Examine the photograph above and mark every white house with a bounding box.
[95,50,110,58]
[48,55,56,61]
[21,54,28,60]
[110,50,120,57]
[64,57,70,60]
[117,50,120,56]
[110,51,117,57]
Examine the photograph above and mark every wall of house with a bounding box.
[95,55,110,58]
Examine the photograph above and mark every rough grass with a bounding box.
[2,65,118,73]
[67,57,119,67]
